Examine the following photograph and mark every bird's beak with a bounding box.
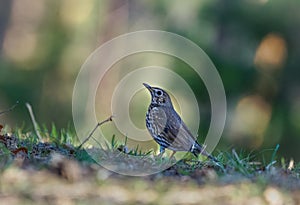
[143,83,152,91]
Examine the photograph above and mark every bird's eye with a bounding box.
[156,90,162,96]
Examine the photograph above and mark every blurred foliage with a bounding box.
[0,0,300,160]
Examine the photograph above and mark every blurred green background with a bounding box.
[0,0,300,160]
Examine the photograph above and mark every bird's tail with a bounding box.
[191,142,219,162]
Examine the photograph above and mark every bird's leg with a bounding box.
[157,146,165,157]
[169,151,176,159]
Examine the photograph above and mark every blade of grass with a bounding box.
[25,103,43,142]
[271,144,280,164]
[111,134,117,149]
[266,144,280,170]
[124,136,128,146]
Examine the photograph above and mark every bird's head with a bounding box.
[143,83,173,107]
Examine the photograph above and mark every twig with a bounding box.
[0,101,19,115]
[77,115,113,149]
[25,103,43,142]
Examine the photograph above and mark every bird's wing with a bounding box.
[148,106,197,151]
[163,108,197,151]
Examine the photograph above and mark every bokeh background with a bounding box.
[0,0,300,160]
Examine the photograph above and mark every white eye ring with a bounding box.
[156,90,162,96]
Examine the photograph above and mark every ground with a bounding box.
[1,159,300,205]
[0,125,300,205]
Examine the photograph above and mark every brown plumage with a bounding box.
[143,83,217,161]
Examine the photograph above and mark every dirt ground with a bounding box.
[0,130,299,204]
[1,157,300,205]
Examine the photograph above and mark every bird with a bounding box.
[143,83,218,162]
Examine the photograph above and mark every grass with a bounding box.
[0,123,299,178]
[0,121,300,204]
